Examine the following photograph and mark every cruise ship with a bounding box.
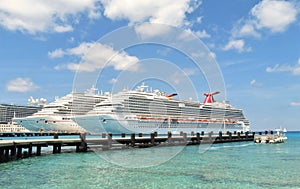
[0,103,42,133]
[0,121,30,133]
[13,87,109,133]
[73,84,250,134]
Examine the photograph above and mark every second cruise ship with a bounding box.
[13,87,108,133]
[73,84,250,134]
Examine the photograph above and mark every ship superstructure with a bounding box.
[73,84,250,134]
[0,103,42,133]
[13,87,108,133]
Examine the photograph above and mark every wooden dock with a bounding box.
[0,131,255,163]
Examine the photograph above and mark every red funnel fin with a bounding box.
[166,93,178,98]
[203,92,220,104]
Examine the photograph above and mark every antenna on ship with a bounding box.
[203,92,220,104]
[137,82,148,92]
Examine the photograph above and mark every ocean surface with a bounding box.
[0,132,299,189]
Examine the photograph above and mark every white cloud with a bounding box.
[171,68,197,85]
[54,25,73,33]
[233,0,298,37]
[109,78,118,84]
[196,16,203,23]
[101,0,202,37]
[174,28,211,42]
[191,51,216,60]
[251,0,297,32]
[235,21,261,38]
[48,48,65,58]
[101,0,199,27]
[182,68,197,76]
[0,0,100,34]
[194,30,211,38]
[209,52,216,59]
[250,79,263,87]
[52,42,140,72]
[266,58,300,75]
[290,102,300,107]
[134,23,172,39]
[6,78,39,92]
[223,39,251,53]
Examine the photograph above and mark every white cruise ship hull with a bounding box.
[14,116,86,133]
[73,114,247,135]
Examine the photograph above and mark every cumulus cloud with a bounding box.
[290,102,300,107]
[101,0,203,37]
[6,78,39,92]
[134,23,173,39]
[51,42,140,72]
[101,0,200,26]
[233,0,298,37]
[194,30,211,38]
[171,68,198,84]
[223,39,251,53]
[48,48,65,58]
[266,58,300,75]
[250,79,263,87]
[251,0,297,32]
[109,78,118,84]
[0,0,100,34]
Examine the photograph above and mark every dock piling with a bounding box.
[0,148,4,163]
[150,133,155,145]
[131,133,135,147]
[17,147,22,159]
[36,145,42,156]
[167,131,172,144]
[183,132,187,142]
[108,133,112,148]
[229,132,232,141]
[219,131,222,141]
[196,132,200,144]
[28,143,32,157]
[77,133,87,152]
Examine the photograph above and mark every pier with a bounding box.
[0,132,79,137]
[0,131,255,163]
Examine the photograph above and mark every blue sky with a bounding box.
[0,0,300,131]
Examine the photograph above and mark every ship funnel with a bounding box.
[203,92,220,104]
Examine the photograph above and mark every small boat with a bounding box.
[254,128,287,144]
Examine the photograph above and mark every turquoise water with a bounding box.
[0,132,299,189]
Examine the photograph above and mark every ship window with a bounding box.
[53,121,56,123]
